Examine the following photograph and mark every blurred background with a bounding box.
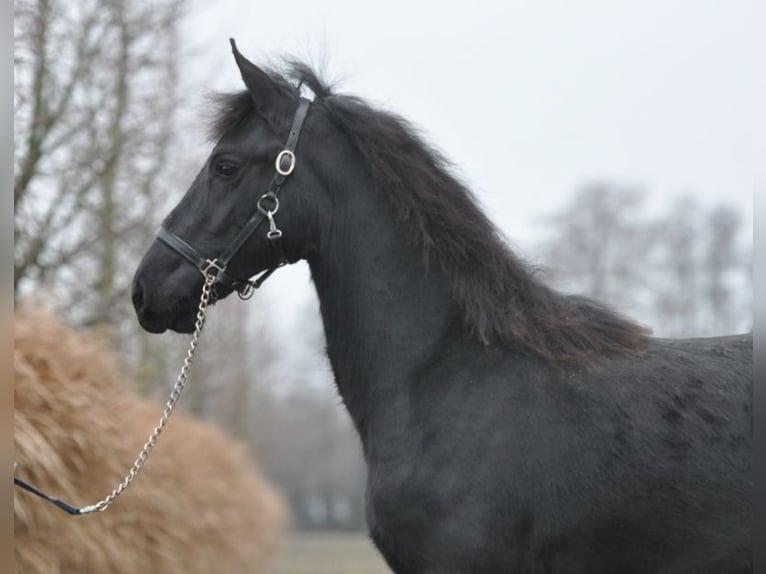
[14,1,752,572]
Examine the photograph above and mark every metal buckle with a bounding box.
[201,258,225,279]
[275,150,296,176]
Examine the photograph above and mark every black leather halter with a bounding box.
[157,95,312,299]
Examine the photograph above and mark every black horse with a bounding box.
[132,42,752,573]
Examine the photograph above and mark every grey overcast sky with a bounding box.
[178,0,755,340]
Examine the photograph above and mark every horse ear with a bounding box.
[229,38,280,109]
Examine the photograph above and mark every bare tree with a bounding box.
[14,0,186,328]
[228,299,370,531]
[186,293,278,434]
[651,194,704,336]
[540,183,650,311]
[704,204,749,334]
[541,185,751,338]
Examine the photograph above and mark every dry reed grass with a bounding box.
[14,306,286,573]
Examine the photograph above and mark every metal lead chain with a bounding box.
[76,273,216,514]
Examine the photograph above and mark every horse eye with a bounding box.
[215,161,239,178]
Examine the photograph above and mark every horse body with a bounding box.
[354,336,751,573]
[132,43,752,573]
[305,160,751,571]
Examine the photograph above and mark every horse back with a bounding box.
[536,332,753,572]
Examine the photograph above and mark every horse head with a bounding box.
[132,41,329,333]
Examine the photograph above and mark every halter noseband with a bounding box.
[157,95,312,299]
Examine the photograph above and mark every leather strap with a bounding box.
[157,227,206,270]
[217,97,311,267]
[157,227,248,290]
[156,95,312,296]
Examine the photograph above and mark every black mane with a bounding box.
[211,63,650,362]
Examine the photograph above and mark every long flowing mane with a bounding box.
[212,63,650,363]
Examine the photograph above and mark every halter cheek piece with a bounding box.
[157,95,312,299]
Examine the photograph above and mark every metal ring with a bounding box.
[257,193,279,216]
[275,150,296,176]
[237,283,255,300]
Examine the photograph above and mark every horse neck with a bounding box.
[307,168,454,437]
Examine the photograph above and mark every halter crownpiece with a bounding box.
[158,94,312,298]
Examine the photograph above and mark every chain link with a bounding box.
[78,273,217,514]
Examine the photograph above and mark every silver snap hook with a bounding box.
[266,212,282,239]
